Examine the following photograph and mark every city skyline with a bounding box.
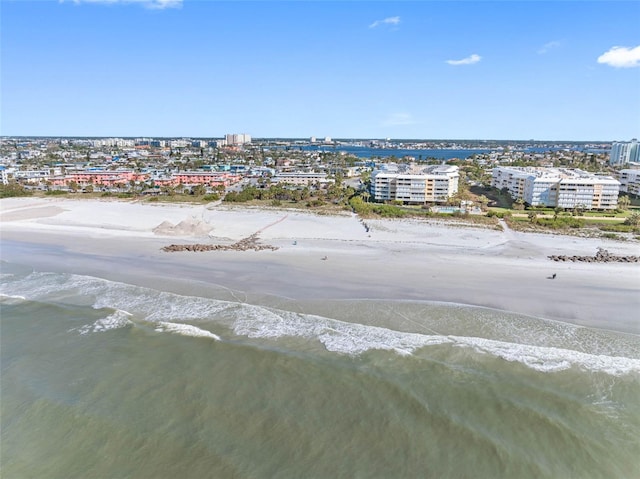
[2,0,639,141]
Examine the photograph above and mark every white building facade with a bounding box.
[491,167,620,210]
[609,139,640,166]
[371,164,459,204]
[0,167,8,185]
[272,172,331,186]
[618,169,640,196]
[225,133,252,146]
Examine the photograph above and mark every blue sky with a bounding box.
[2,0,639,140]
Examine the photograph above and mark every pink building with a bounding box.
[49,170,240,189]
[50,170,148,187]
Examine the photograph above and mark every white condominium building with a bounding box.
[618,169,640,196]
[91,138,135,148]
[609,139,639,166]
[225,133,252,146]
[491,167,620,210]
[272,172,331,186]
[371,164,459,204]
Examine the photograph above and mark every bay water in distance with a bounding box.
[297,145,490,160]
[2,264,639,478]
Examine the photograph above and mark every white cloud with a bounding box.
[369,16,400,29]
[597,45,640,68]
[537,41,560,54]
[382,113,416,127]
[446,54,481,66]
[65,0,182,9]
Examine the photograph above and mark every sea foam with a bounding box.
[2,271,639,376]
[154,322,220,340]
[78,309,133,335]
[233,303,640,375]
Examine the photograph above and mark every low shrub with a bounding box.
[536,217,585,229]
[598,223,636,233]
[0,183,32,198]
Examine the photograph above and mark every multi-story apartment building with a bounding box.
[91,138,135,148]
[491,167,620,210]
[161,171,240,188]
[272,172,331,186]
[618,169,640,196]
[371,164,459,204]
[44,169,240,189]
[50,169,146,187]
[0,166,8,185]
[225,133,251,146]
[13,167,63,182]
[609,139,640,166]
[169,139,190,149]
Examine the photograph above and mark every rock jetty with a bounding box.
[162,233,278,253]
[548,248,638,263]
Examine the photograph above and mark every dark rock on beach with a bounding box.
[548,248,639,263]
[162,233,278,253]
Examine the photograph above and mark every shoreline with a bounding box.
[2,197,639,335]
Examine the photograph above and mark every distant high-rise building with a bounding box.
[225,133,251,146]
[610,139,639,165]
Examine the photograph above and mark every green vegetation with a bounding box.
[44,190,68,196]
[486,209,511,219]
[349,197,407,218]
[598,223,638,233]
[349,196,500,228]
[624,212,640,227]
[202,193,220,202]
[0,183,32,198]
[224,183,353,208]
[469,186,513,209]
[535,217,585,229]
[223,186,261,203]
[617,194,631,211]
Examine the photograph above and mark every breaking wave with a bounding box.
[2,271,639,376]
[78,309,133,335]
[154,321,220,340]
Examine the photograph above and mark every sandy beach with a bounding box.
[1,197,639,334]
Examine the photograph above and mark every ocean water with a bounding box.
[2,266,640,478]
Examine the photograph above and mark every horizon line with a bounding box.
[0,135,623,143]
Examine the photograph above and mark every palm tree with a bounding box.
[477,195,489,211]
[192,184,206,196]
[617,195,631,211]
